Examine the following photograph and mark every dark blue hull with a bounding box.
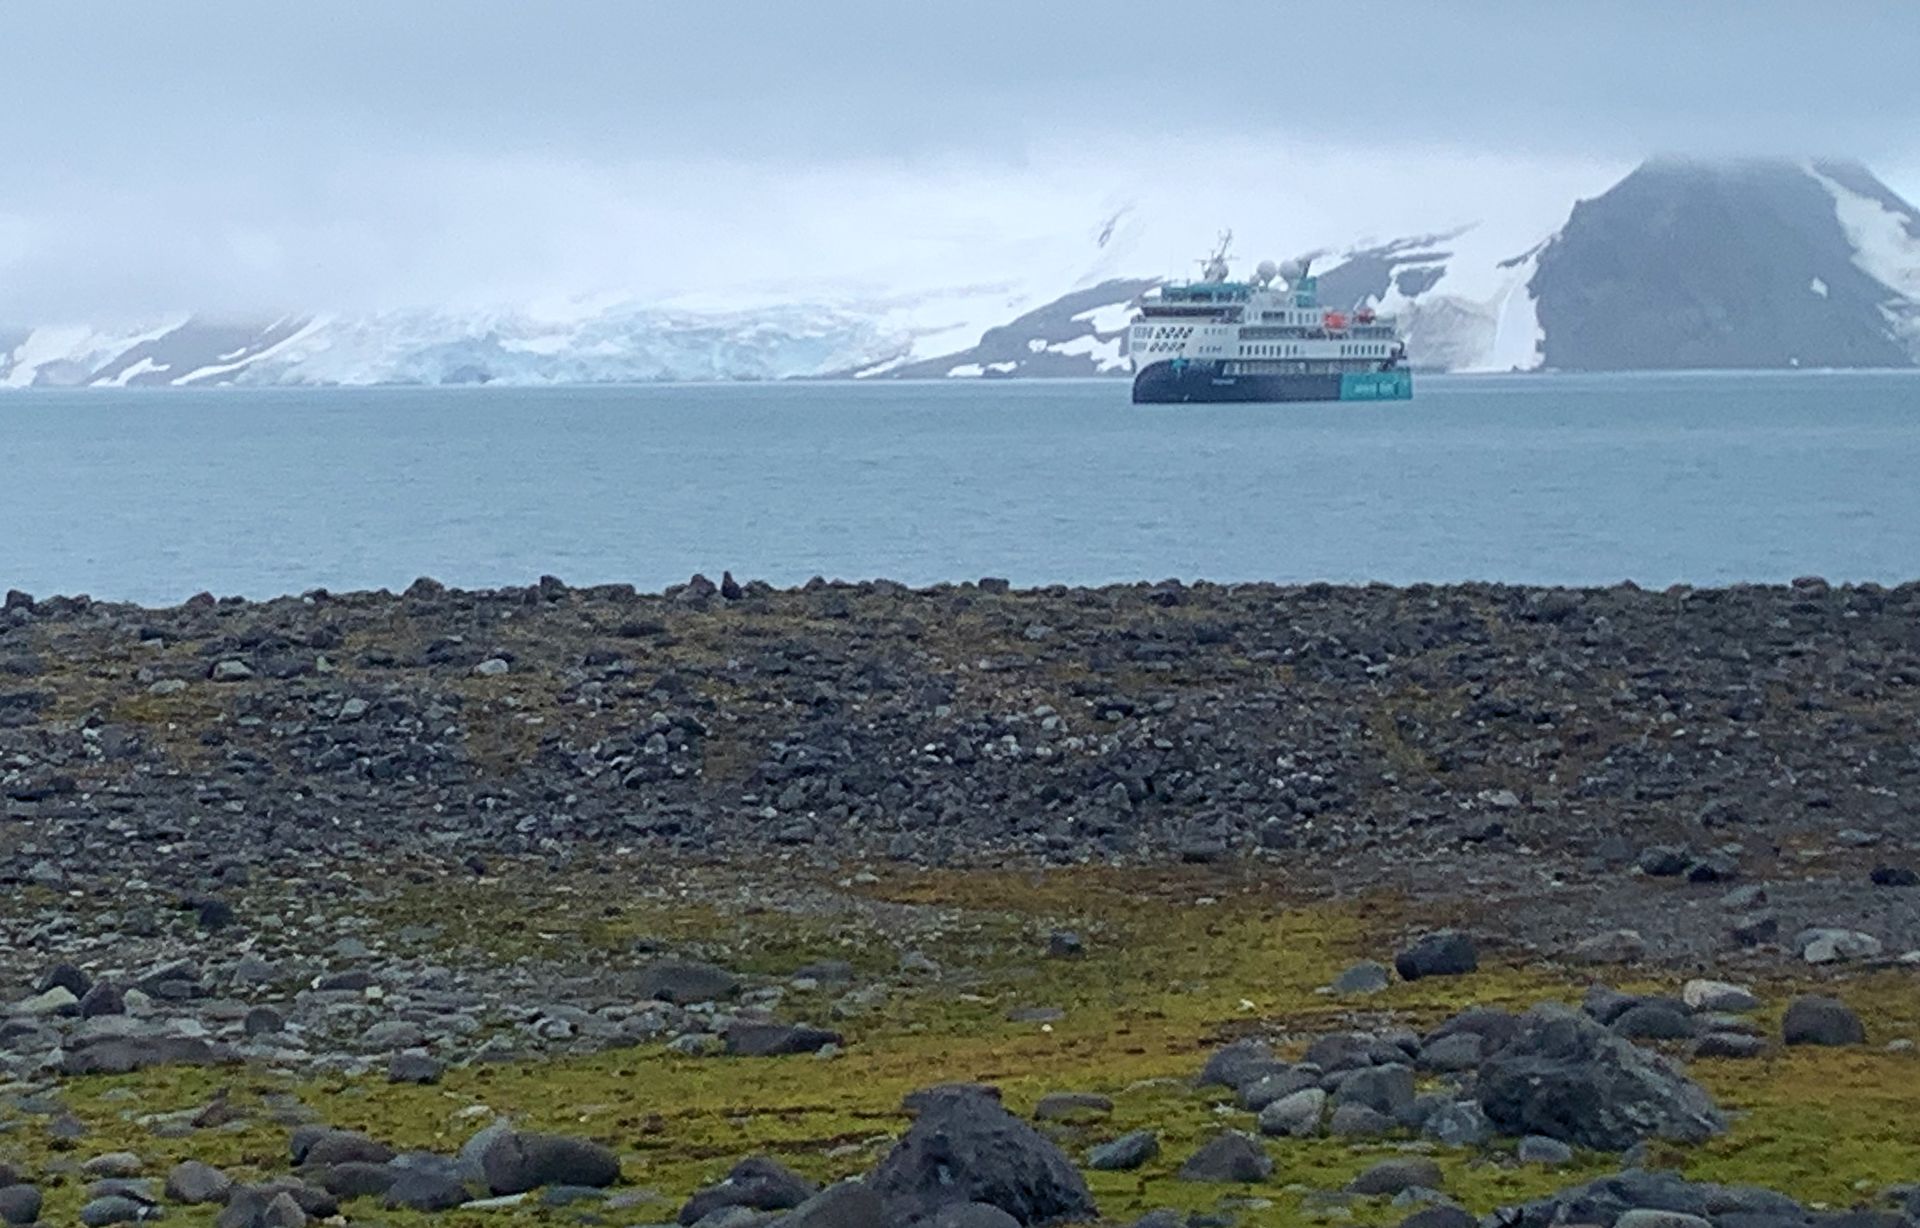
[1131,361,1413,404]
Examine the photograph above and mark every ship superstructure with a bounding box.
[1129,233,1412,403]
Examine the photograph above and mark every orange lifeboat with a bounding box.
[1323,310,1348,330]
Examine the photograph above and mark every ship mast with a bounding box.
[1197,230,1233,283]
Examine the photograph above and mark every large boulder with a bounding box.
[1176,1131,1272,1183]
[1394,932,1478,980]
[868,1086,1095,1226]
[1782,996,1866,1046]
[477,1130,620,1195]
[1477,1007,1725,1150]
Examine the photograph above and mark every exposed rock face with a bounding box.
[868,1087,1095,1226]
[1534,159,1920,371]
[1477,1007,1726,1150]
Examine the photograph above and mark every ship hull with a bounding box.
[1131,361,1412,404]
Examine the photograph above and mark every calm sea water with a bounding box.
[3,372,1919,605]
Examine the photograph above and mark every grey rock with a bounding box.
[1693,1033,1769,1060]
[165,1161,232,1205]
[1422,1100,1493,1147]
[680,1157,818,1225]
[1335,1064,1415,1117]
[925,1204,1022,1228]
[1197,1038,1279,1090]
[382,1170,470,1213]
[1571,930,1648,964]
[1400,1208,1477,1228]
[1257,1088,1326,1138]
[724,1022,841,1057]
[1239,1066,1320,1110]
[78,1196,156,1226]
[1682,980,1759,1012]
[770,1182,886,1228]
[1331,961,1392,994]
[1328,1103,1395,1138]
[1032,1092,1111,1121]
[638,960,741,1005]
[1394,932,1477,980]
[1086,1130,1159,1171]
[388,1050,444,1084]
[1477,1006,1725,1150]
[1177,1130,1272,1183]
[869,1086,1093,1224]
[1418,1032,1485,1073]
[1348,1157,1443,1197]
[479,1130,620,1195]
[1611,1002,1697,1041]
[1797,929,1883,964]
[1516,1135,1574,1165]
[1782,996,1866,1046]
[307,1162,398,1200]
[296,1129,394,1168]
[1614,1213,1713,1228]
[0,1187,42,1228]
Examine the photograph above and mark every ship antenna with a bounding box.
[1197,229,1233,282]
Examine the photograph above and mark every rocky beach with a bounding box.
[1,575,1917,1227]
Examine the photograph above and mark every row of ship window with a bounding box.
[1241,343,1391,357]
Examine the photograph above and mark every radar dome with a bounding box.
[1254,260,1279,286]
[1277,257,1308,283]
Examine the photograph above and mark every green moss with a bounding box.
[11,866,1919,1227]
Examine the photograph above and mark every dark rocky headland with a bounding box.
[0,576,1916,1227]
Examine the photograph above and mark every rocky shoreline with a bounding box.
[2,576,1918,1225]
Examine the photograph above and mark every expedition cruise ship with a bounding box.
[1129,234,1412,403]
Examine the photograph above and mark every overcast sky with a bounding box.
[5,1,1919,319]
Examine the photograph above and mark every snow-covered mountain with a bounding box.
[5,158,1918,388]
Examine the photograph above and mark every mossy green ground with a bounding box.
[6,865,1917,1226]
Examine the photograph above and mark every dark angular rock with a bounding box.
[1400,1207,1478,1228]
[637,959,741,1005]
[382,1170,469,1213]
[0,1186,42,1228]
[62,1036,230,1075]
[1177,1131,1272,1183]
[165,1161,232,1205]
[387,1051,444,1084]
[478,1131,620,1196]
[1335,1064,1415,1118]
[1638,846,1691,877]
[1347,1157,1443,1196]
[307,1162,398,1200]
[679,1156,818,1224]
[78,982,125,1019]
[869,1085,1095,1224]
[78,1196,154,1227]
[1477,1007,1725,1150]
[1196,1038,1280,1090]
[1870,865,1919,888]
[1693,1033,1769,1060]
[1611,1002,1697,1041]
[1394,932,1478,980]
[771,1181,887,1228]
[297,1130,394,1168]
[724,1022,841,1057]
[1032,1092,1111,1122]
[1782,996,1866,1046]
